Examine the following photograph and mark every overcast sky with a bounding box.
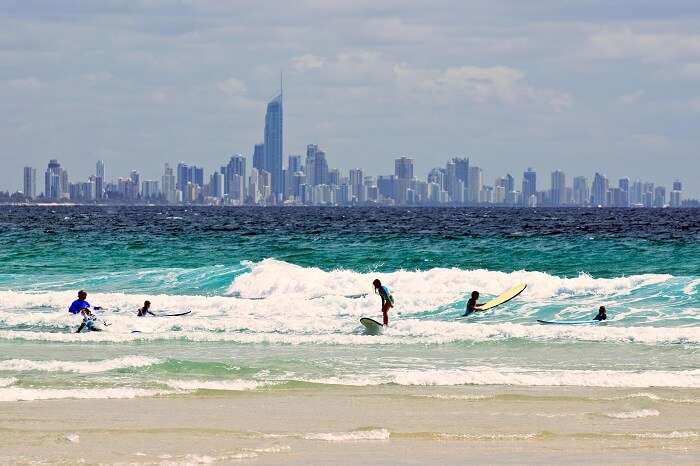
[1,0,699,195]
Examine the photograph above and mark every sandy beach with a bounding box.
[1,385,698,465]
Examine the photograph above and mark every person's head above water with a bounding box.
[78,290,87,300]
[471,291,480,299]
[598,305,606,314]
[143,300,151,309]
[373,279,382,289]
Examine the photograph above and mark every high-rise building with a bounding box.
[223,154,246,196]
[550,170,566,206]
[95,160,105,200]
[653,186,666,207]
[162,163,177,203]
[617,177,630,207]
[453,158,469,197]
[630,180,643,205]
[573,176,589,206]
[349,168,364,202]
[176,163,190,191]
[264,91,283,197]
[23,167,36,199]
[522,168,537,203]
[670,180,682,207]
[395,157,414,180]
[591,172,609,206]
[253,144,265,170]
[468,166,483,203]
[209,172,224,199]
[44,159,63,200]
[130,170,141,196]
[141,180,160,200]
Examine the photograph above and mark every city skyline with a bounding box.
[2,2,699,197]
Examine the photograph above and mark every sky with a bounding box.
[1,0,699,196]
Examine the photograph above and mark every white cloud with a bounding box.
[618,90,644,105]
[584,29,700,63]
[291,54,325,72]
[216,78,247,97]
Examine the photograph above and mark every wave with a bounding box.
[163,379,268,391]
[604,409,660,419]
[0,387,170,402]
[0,377,17,387]
[304,367,700,388]
[303,429,390,442]
[0,356,161,373]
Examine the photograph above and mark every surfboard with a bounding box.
[475,283,527,311]
[537,319,601,325]
[157,310,191,317]
[360,317,384,334]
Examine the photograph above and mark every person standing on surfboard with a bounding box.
[373,279,394,326]
[463,291,485,316]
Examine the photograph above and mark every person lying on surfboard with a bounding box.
[137,300,156,317]
[463,291,485,316]
[372,279,394,326]
[593,305,607,321]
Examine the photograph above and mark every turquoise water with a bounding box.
[0,206,698,401]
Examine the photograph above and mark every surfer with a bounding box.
[463,291,485,316]
[593,305,607,321]
[68,290,103,333]
[137,300,156,317]
[372,279,394,326]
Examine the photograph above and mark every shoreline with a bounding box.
[1,385,697,465]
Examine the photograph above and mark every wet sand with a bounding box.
[1,385,698,465]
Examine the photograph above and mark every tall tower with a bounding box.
[264,81,283,197]
[23,167,36,199]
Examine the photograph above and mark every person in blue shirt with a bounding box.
[69,290,103,333]
[593,306,607,321]
[372,279,394,326]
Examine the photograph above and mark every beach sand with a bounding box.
[1,385,697,465]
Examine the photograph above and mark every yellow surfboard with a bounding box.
[475,283,527,311]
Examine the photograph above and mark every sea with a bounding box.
[0,206,698,400]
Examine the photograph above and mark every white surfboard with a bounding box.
[475,283,527,312]
[360,317,384,335]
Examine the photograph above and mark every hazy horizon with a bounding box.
[2,1,699,196]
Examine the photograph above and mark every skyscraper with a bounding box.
[264,91,283,197]
[617,177,630,207]
[573,176,589,206]
[453,157,469,201]
[95,160,105,200]
[44,159,62,200]
[162,163,176,203]
[224,154,246,196]
[522,168,537,202]
[23,167,36,199]
[591,172,609,206]
[394,157,414,180]
[550,170,566,206]
[176,163,190,191]
[468,166,483,203]
[253,144,265,170]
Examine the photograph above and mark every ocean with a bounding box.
[0,206,698,464]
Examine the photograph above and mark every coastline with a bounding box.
[1,385,698,465]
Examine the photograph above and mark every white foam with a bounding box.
[631,431,699,439]
[438,432,539,440]
[303,429,390,441]
[305,367,700,389]
[64,433,80,443]
[0,378,17,387]
[0,356,161,373]
[163,379,266,391]
[0,387,170,402]
[605,409,660,419]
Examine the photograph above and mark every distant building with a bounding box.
[550,170,566,206]
[522,168,537,204]
[223,154,246,197]
[264,92,283,197]
[162,163,176,203]
[44,159,64,200]
[395,157,414,180]
[591,172,608,206]
[253,144,265,170]
[96,160,105,200]
[572,176,589,206]
[23,167,36,199]
[653,186,666,207]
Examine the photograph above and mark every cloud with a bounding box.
[291,54,325,71]
[217,78,247,97]
[583,29,700,63]
[618,90,644,105]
